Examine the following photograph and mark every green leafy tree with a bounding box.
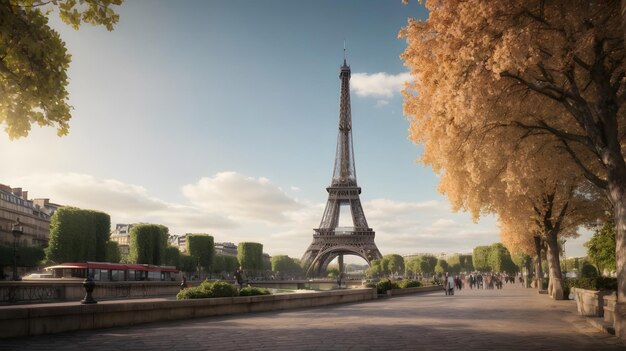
[434,259,449,274]
[45,207,110,263]
[419,255,437,276]
[405,257,422,277]
[105,241,121,263]
[213,254,239,276]
[186,234,214,274]
[585,221,617,274]
[473,246,492,272]
[237,242,263,273]
[459,254,474,272]
[0,245,44,273]
[365,259,383,278]
[163,246,181,267]
[326,265,339,278]
[0,0,123,139]
[382,254,405,276]
[446,255,468,274]
[488,243,517,274]
[179,254,196,275]
[512,252,532,275]
[580,261,599,278]
[271,255,303,279]
[129,224,168,265]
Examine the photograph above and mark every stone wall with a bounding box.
[0,280,181,304]
[0,288,377,338]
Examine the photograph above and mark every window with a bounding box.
[89,268,101,280]
[111,270,124,281]
[100,269,110,281]
[147,271,160,281]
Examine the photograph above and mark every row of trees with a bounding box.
[402,0,625,301]
[364,245,519,279]
[40,207,274,278]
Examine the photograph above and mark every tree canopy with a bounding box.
[270,255,303,279]
[186,234,214,273]
[401,0,624,300]
[129,224,168,265]
[1,0,122,139]
[585,221,617,274]
[45,207,110,263]
[237,242,263,272]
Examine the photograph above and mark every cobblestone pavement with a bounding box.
[2,284,625,350]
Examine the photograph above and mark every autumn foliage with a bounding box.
[401,0,624,300]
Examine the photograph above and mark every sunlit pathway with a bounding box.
[2,284,625,351]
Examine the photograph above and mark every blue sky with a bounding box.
[0,0,591,261]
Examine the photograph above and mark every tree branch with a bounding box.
[557,139,608,189]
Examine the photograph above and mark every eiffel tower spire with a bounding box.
[301,56,383,276]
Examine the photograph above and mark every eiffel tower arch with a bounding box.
[301,56,383,276]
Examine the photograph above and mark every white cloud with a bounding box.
[351,72,411,98]
[376,100,390,107]
[7,173,501,260]
[361,198,499,258]
[8,173,237,234]
[182,172,304,223]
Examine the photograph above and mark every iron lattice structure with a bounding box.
[301,58,382,276]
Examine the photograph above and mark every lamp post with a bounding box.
[11,218,23,281]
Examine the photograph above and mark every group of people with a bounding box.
[443,272,463,295]
[444,272,522,295]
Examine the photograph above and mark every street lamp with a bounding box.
[11,218,23,281]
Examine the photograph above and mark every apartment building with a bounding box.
[0,184,60,248]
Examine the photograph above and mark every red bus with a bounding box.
[45,262,179,281]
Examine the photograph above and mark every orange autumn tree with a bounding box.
[497,174,605,299]
[400,0,625,303]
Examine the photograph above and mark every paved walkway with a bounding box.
[2,284,625,350]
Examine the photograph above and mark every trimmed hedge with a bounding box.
[376,279,399,294]
[129,224,168,265]
[176,280,273,300]
[239,286,271,296]
[397,279,422,289]
[365,279,423,293]
[176,280,239,300]
[45,207,111,263]
[566,277,617,291]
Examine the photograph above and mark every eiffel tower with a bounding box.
[301,56,383,276]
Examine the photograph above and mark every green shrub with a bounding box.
[176,286,210,300]
[580,262,599,278]
[566,277,618,292]
[364,281,377,289]
[376,279,399,294]
[177,280,239,300]
[205,280,239,298]
[239,286,271,296]
[397,280,422,289]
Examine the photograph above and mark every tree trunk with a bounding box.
[545,233,564,300]
[533,235,543,290]
[622,0,626,44]
[608,181,626,303]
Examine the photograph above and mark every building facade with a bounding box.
[215,242,237,257]
[109,223,133,256]
[0,184,59,248]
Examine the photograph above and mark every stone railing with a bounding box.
[0,283,63,303]
[0,288,377,338]
[0,280,181,305]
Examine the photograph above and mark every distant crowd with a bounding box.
[440,272,524,295]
